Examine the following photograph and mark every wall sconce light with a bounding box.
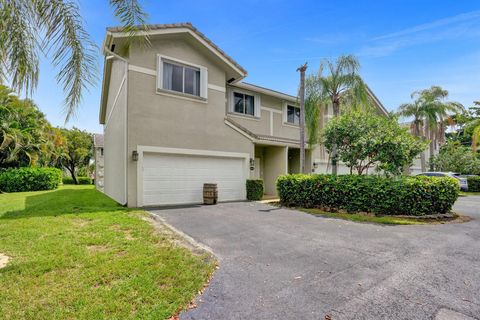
[313,162,319,169]
[249,158,255,171]
[132,150,139,161]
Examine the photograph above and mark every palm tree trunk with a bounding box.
[429,128,435,171]
[297,63,307,174]
[331,98,340,175]
[415,121,426,172]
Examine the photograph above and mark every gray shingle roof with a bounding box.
[106,22,247,76]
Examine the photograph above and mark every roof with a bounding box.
[225,117,306,147]
[230,82,297,102]
[105,22,247,77]
[93,134,104,147]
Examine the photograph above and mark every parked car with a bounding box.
[416,172,468,191]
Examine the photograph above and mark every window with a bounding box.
[162,61,201,96]
[286,105,300,125]
[233,92,255,116]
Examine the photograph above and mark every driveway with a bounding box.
[150,196,480,320]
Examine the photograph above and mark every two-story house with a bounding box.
[99,23,388,207]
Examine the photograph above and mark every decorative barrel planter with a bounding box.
[203,183,218,205]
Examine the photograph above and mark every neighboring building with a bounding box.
[93,133,104,192]
[99,22,388,207]
[401,122,443,175]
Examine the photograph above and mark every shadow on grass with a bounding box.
[0,187,124,220]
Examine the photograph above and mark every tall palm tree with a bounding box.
[398,86,464,171]
[415,86,464,169]
[397,100,428,171]
[305,55,369,174]
[469,101,480,152]
[0,0,148,121]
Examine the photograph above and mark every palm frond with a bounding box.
[0,0,39,95]
[34,0,99,122]
[109,0,149,46]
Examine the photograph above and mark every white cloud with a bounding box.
[359,10,480,57]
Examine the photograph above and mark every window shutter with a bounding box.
[282,102,288,123]
[157,55,163,90]
[227,89,233,113]
[254,95,261,118]
[200,67,208,99]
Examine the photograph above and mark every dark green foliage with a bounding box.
[246,179,264,201]
[467,176,480,192]
[62,176,92,185]
[0,167,62,192]
[277,174,459,216]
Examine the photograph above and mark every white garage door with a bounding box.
[142,152,247,206]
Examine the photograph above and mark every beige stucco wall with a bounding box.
[227,87,301,141]
[103,59,127,205]
[125,38,254,207]
[262,146,287,195]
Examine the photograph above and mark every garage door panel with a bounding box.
[142,153,246,206]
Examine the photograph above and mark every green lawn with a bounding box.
[299,208,427,225]
[0,185,215,319]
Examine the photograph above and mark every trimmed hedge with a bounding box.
[62,176,92,185]
[467,176,480,192]
[246,179,264,201]
[0,167,62,192]
[277,174,459,216]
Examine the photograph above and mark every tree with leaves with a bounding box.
[430,141,480,175]
[58,127,92,184]
[0,0,148,120]
[0,85,51,167]
[304,55,370,174]
[323,111,426,176]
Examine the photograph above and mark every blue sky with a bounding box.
[30,0,480,133]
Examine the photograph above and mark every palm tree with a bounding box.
[469,101,480,152]
[398,86,464,171]
[305,55,369,174]
[415,86,464,169]
[0,0,148,121]
[397,100,428,171]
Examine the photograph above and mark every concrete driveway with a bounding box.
[150,196,480,320]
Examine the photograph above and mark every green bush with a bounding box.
[62,176,92,185]
[277,174,459,216]
[246,179,264,201]
[467,176,480,192]
[0,167,62,192]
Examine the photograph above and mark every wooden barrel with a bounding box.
[203,183,218,205]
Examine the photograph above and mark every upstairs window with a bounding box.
[162,61,200,96]
[286,105,300,125]
[233,92,255,116]
[157,55,208,99]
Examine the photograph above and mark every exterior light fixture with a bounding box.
[313,162,319,169]
[132,150,139,161]
[249,158,255,171]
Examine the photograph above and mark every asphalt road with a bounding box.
[151,196,480,320]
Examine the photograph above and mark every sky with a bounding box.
[28,0,480,134]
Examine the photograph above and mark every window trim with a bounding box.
[282,102,300,126]
[228,88,261,119]
[157,54,208,101]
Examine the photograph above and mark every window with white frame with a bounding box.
[286,105,300,125]
[233,92,255,116]
[157,55,208,99]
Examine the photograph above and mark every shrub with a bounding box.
[246,179,264,201]
[277,174,459,216]
[0,167,62,192]
[467,176,480,192]
[62,176,92,185]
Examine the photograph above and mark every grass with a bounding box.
[299,208,427,225]
[0,185,215,319]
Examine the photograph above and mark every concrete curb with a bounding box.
[147,212,216,257]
